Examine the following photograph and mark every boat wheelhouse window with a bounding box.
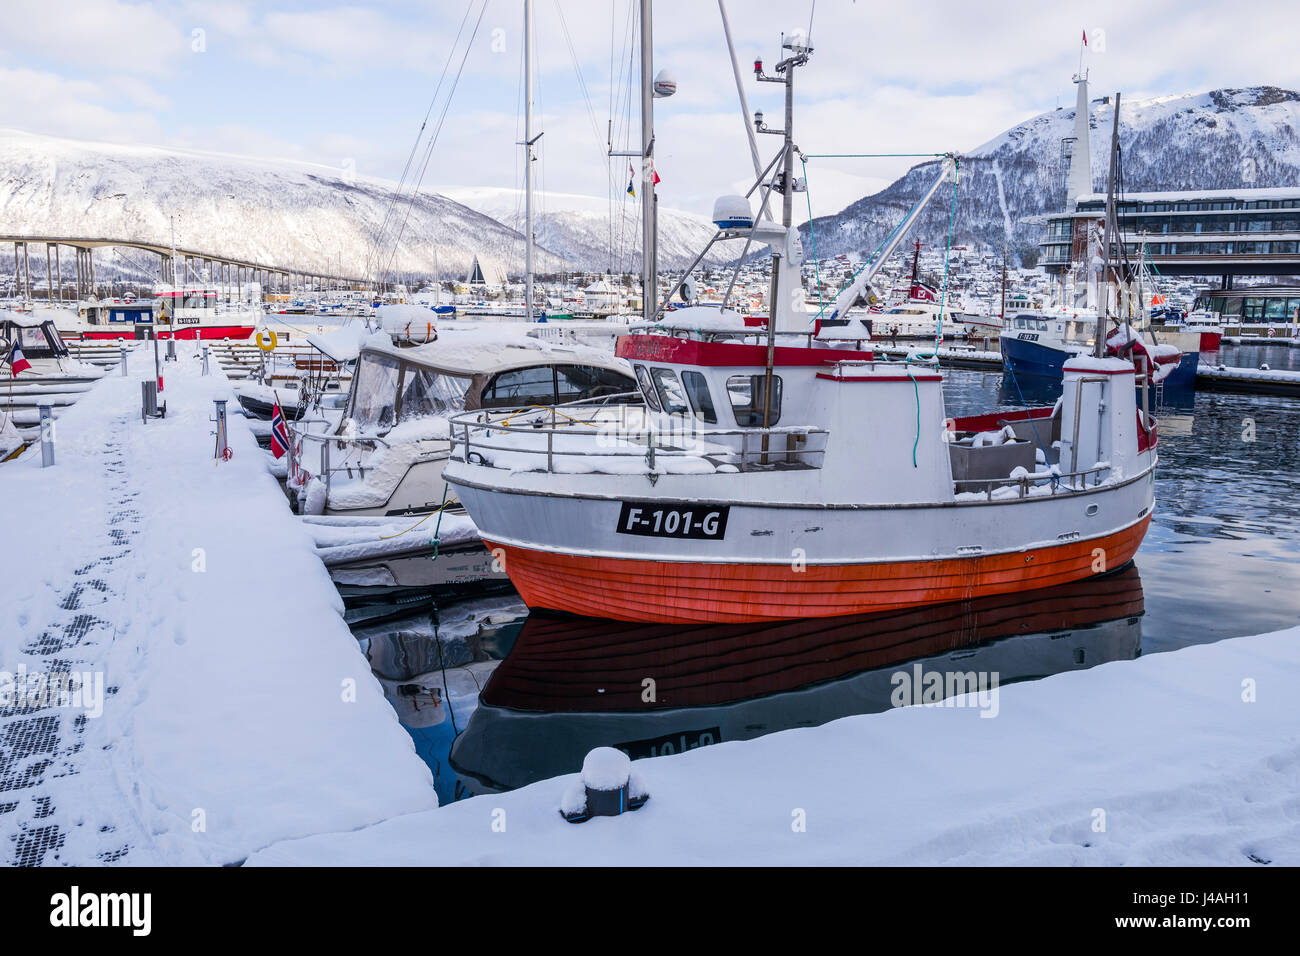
[555,364,637,403]
[727,374,782,427]
[634,365,662,412]
[681,370,718,424]
[397,367,470,422]
[13,324,58,358]
[481,365,556,408]
[350,353,402,432]
[650,368,690,416]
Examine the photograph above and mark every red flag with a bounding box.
[652,164,661,186]
[270,394,291,459]
[1082,30,1088,46]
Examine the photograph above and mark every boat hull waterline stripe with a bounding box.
[481,514,1152,624]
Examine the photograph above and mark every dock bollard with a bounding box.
[39,405,54,467]
[201,344,210,376]
[119,345,128,376]
[141,380,165,422]
[165,338,177,362]
[560,747,650,823]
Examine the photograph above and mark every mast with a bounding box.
[523,0,536,321]
[1096,92,1121,358]
[639,0,656,325]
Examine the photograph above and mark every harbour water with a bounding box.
[351,347,1300,803]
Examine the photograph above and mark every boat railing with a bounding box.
[449,396,829,475]
[953,463,1113,501]
[292,425,391,494]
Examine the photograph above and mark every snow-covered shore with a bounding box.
[0,342,435,865]
[248,623,1300,866]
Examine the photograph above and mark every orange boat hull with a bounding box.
[484,515,1151,624]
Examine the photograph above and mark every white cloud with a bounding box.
[2,0,1299,222]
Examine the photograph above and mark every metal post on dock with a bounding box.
[39,405,54,467]
[119,345,128,376]
[166,338,177,362]
[201,344,210,375]
[212,399,229,461]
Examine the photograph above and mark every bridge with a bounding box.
[0,234,379,303]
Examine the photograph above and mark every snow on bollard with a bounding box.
[119,345,128,376]
[560,747,650,824]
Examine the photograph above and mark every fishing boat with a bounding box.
[999,308,1195,389]
[442,23,1161,624]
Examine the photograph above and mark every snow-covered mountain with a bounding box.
[442,186,731,272]
[801,87,1300,268]
[0,127,570,282]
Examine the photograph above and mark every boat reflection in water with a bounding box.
[448,565,1145,794]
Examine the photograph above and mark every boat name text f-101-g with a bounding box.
[617,501,729,540]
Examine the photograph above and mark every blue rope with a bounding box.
[429,482,450,557]
[903,367,920,467]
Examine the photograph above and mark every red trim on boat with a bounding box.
[616,333,871,368]
[1063,363,1135,376]
[950,405,1054,433]
[79,326,255,341]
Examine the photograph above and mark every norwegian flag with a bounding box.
[270,394,291,460]
[8,342,31,376]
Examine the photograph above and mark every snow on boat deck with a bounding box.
[248,624,1300,866]
[0,342,435,865]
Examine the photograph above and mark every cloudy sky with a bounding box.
[4,0,1299,220]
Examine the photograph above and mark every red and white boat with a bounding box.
[72,275,263,341]
[441,18,1159,624]
[443,306,1157,622]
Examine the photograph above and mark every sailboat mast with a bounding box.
[640,0,656,325]
[1097,92,1121,358]
[524,0,535,321]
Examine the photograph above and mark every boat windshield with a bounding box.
[348,353,474,434]
[398,366,471,423]
[349,353,402,432]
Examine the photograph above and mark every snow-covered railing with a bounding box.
[449,398,829,475]
[953,463,1113,502]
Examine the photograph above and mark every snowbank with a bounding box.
[247,623,1300,866]
[0,342,435,865]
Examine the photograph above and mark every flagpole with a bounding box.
[524,0,535,323]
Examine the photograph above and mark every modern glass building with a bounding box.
[1041,188,1300,279]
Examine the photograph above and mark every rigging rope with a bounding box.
[933,157,961,356]
[377,0,489,289]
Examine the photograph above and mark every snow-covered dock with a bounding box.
[0,342,434,865]
[248,624,1300,866]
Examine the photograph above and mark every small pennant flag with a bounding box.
[626,162,636,198]
[651,164,661,186]
[1082,30,1088,46]
[270,393,291,460]
[8,342,31,376]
